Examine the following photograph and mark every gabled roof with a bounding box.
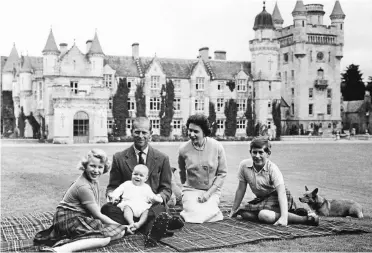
[29,56,43,70]
[330,0,346,19]
[104,56,140,77]
[272,2,284,23]
[87,32,104,55]
[3,44,19,72]
[42,29,60,54]
[208,60,251,80]
[20,55,32,73]
[292,0,307,16]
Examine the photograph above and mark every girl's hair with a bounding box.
[78,149,111,174]
[250,136,272,155]
[186,114,211,136]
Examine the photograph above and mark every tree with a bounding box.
[224,99,237,136]
[226,80,236,92]
[272,99,282,139]
[159,80,175,137]
[1,91,15,136]
[26,112,40,139]
[112,78,129,136]
[208,102,217,137]
[366,76,372,94]
[245,98,254,136]
[341,64,365,101]
[135,79,146,117]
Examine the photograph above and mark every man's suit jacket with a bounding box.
[106,145,172,203]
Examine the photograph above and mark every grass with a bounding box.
[1,141,372,251]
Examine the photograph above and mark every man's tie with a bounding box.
[138,151,145,165]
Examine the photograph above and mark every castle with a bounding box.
[0,0,345,143]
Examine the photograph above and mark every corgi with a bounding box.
[299,186,363,218]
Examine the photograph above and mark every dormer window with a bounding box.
[196,77,204,90]
[103,74,112,88]
[151,76,160,89]
[237,79,246,92]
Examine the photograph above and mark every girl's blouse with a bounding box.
[178,137,227,190]
[58,173,100,214]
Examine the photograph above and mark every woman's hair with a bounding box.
[186,114,211,136]
[250,136,271,155]
[78,149,111,174]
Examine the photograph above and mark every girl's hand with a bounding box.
[197,192,210,203]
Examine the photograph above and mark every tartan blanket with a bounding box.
[1,207,371,252]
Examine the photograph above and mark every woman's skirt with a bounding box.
[180,188,223,223]
[239,188,297,213]
[34,207,127,247]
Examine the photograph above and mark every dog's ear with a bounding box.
[312,188,318,196]
[305,186,309,191]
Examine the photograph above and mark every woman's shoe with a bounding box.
[144,212,171,247]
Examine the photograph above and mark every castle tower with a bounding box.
[249,3,281,126]
[42,29,60,75]
[292,0,307,56]
[19,55,33,115]
[2,43,19,91]
[330,0,346,47]
[272,2,284,30]
[87,31,104,77]
[305,3,325,25]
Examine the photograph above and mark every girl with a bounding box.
[35,149,128,252]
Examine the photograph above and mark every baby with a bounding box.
[110,164,163,232]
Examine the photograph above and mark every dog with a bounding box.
[299,186,363,218]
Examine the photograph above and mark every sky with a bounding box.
[1,0,371,82]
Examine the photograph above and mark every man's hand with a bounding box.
[229,208,238,218]
[197,192,210,203]
[273,216,288,226]
[149,194,163,204]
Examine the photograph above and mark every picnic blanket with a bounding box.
[1,207,371,252]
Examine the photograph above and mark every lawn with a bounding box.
[1,141,372,251]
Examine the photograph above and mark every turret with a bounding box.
[87,31,104,76]
[292,0,307,56]
[272,2,284,30]
[2,43,19,91]
[305,4,325,25]
[330,0,346,45]
[42,29,60,75]
[19,55,33,115]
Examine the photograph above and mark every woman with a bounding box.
[35,149,128,252]
[178,114,228,223]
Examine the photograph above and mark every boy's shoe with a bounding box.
[144,212,172,247]
[306,214,319,226]
[168,216,184,230]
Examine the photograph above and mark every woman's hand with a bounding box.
[197,192,210,203]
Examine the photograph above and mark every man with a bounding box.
[101,117,183,246]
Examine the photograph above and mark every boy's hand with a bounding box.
[274,216,288,226]
[197,192,210,203]
[149,194,163,204]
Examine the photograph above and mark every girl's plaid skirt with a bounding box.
[239,188,297,213]
[34,207,127,247]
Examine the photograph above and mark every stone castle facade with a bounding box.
[1,0,345,143]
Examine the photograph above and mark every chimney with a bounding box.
[199,47,209,61]
[214,50,226,60]
[86,40,92,54]
[60,43,68,55]
[132,43,139,58]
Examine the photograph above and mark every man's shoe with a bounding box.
[164,230,174,237]
[144,212,171,247]
[168,216,184,230]
[306,214,319,226]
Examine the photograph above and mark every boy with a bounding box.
[110,164,163,232]
[229,137,318,226]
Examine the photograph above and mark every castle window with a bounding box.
[327,104,332,115]
[151,76,160,89]
[269,83,271,91]
[268,100,271,109]
[327,89,332,98]
[302,21,305,27]
[217,98,224,112]
[217,120,224,129]
[173,98,181,111]
[291,103,295,115]
[128,97,135,110]
[173,79,181,91]
[217,81,224,91]
[237,99,246,112]
[150,119,160,129]
[149,97,161,111]
[237,120,246,129]
[70,81,78,94]
[328,52,331,62]
[283,53,289,63]
[291,70,295,80]
[196,77,205,90]
[310,50,313,62]
[126,119,133,130]
[237,79,246,91]
[309,88,313,98]
[104,74,112,88]
[108,96,113,109]
[317,68,324,79]
[172,120,181,129]
[127,78,135,89]
[309,104,314,116]
[39,82,43,101]
[340,23,343,30]
[195,99,205,111]
[107,120,114,133]
[328,123,332,128]
[292,88,295,97]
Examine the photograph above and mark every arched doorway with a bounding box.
[73,111,89,143]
